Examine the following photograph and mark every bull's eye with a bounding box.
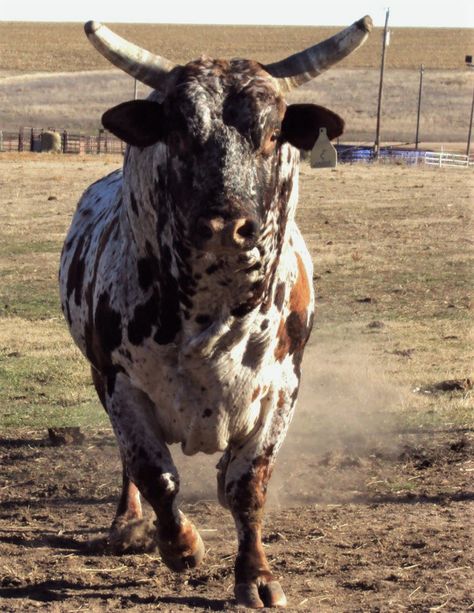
[271,129,281,142]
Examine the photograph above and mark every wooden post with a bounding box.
[415,64,424,150]
[467,85,474,158]
[18,127,24,152]
[374,8,390,159]
[62,130,68,153]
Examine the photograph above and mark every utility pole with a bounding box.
[374,8,390,159]
[467,86,474,158]
[466,55,473,158]
[415,64,424,150]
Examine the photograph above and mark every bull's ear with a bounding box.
[102,100,166,147]
[281,104,345,150]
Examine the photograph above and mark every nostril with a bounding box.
[196,219,214,241]
[196,217,224,241]
[236,219,259,240]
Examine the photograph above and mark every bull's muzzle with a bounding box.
[196,216,260,251]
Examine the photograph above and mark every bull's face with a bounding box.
[88,17,371,256]
[103,58,343,253]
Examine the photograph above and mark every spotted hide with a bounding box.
[59,17,371,608]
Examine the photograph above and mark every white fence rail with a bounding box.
[424,151,474,168]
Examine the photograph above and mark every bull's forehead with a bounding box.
[178,57,279,96]
[166,57,285,145]
[172,58,282,115]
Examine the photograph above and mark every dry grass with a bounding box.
[0,23,471,75]
[0,156,472,429]
[1,67,472,144]
[1,23,472,143]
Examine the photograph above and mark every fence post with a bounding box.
[18,127,24,152]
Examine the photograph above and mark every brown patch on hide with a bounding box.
[289,252,311,314]
[251,386,261,402]
[274,318,290,362]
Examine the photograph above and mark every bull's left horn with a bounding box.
[84,21,177,90]
[264,16,372,92]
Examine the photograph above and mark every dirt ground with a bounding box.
[0,155,473,611]
[0,426,472,612]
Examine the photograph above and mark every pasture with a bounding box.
[0,155,472,611]
[0,23,473,144]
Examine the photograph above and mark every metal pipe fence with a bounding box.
[0,127,126,154]
[1,127,473,168]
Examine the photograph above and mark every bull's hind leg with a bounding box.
[102,371,204,571]
[220,388,298,608]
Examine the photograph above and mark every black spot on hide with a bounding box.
[66,235,86,306]
[274,282,285,311]
[130,192,139,216]
[231,303,254,318]
[285,311,307,355]
[128,293,159,345]
[137,256,158,291]
[241,333,268,370]
[196,314,211,325]
[153,246,181,344]
[95,291,122,355]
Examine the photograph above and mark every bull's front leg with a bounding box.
[103,372,205,571]
[91,368,145,550]
[221,388,297,608]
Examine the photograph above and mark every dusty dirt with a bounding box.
[0,426,472,612]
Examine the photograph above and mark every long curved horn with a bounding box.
[265,16,373,92]
[84,21,177,90]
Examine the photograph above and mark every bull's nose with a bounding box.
[196,216,260,250]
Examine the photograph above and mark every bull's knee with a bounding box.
[130,454,179,512]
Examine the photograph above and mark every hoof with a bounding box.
[158,522,205,572]
[235,580,287,609]
[108,517,157,554]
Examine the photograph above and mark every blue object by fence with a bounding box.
[336,145,427,164]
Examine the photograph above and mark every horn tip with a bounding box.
[356,15,373,33]
[84,20,102,37]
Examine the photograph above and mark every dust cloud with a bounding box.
[173,333,403,509]
[269,334,403,507]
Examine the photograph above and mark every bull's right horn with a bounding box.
[265,16,373,92]
[84,21,178,91]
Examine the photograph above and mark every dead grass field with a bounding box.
[0,22,472,74]
[1,67,472,144]
[0,156,472,611]
[1,23,473,144]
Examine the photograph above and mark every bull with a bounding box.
[59,16,371,608]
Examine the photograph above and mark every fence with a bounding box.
[0,127,126,154]
[1,128,474,168]
[424,151,474,168]
[336,145,474,167]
